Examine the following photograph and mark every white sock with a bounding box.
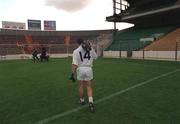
[88,96,93,103]
[80,98,84,102]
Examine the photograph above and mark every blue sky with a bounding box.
[0,0,133,30]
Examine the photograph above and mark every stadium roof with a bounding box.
[125,0,177,7]
[106,0,180,27]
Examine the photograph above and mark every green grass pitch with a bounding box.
[0,58,180,124]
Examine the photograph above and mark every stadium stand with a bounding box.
[105,0,180,59]
[106,26,176,51]
[144,28,180,51]
[0,29,113,56]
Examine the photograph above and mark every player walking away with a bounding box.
[32,48,39,62]
[69,38,97,113]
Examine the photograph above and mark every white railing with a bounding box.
[132,51,180,60]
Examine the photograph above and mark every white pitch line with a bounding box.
[35,68,180,124]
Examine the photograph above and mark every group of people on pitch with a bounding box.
[69,38,97,113]
[32,47,49,62]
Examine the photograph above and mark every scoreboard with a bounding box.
[44,20,56,30]
[28,19,41,30]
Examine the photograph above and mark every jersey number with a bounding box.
[79,51,91,62]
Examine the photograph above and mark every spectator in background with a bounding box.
[40,47,49,62]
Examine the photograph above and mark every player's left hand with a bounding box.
[68,73,76,82]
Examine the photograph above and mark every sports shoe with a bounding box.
[79,100,85,106]
[89,102,95,113]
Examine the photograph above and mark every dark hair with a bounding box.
[76,38,84,45]
[82,41,92,51]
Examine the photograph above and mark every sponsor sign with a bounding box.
[28,19,41,30]
[2,21,26,30]
[44,20,56,30]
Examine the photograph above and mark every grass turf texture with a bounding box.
[0,58,180,124]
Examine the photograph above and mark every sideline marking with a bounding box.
[35,68,180,124]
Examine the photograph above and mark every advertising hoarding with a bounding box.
[44,20,56,30]
[28,19,41,30]
[2,21,26,30]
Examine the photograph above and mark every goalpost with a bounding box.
[0,44,78,60]
[0,40,99,60]
[175,37,180,61]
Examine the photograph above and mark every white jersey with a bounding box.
[72,46,97,67]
